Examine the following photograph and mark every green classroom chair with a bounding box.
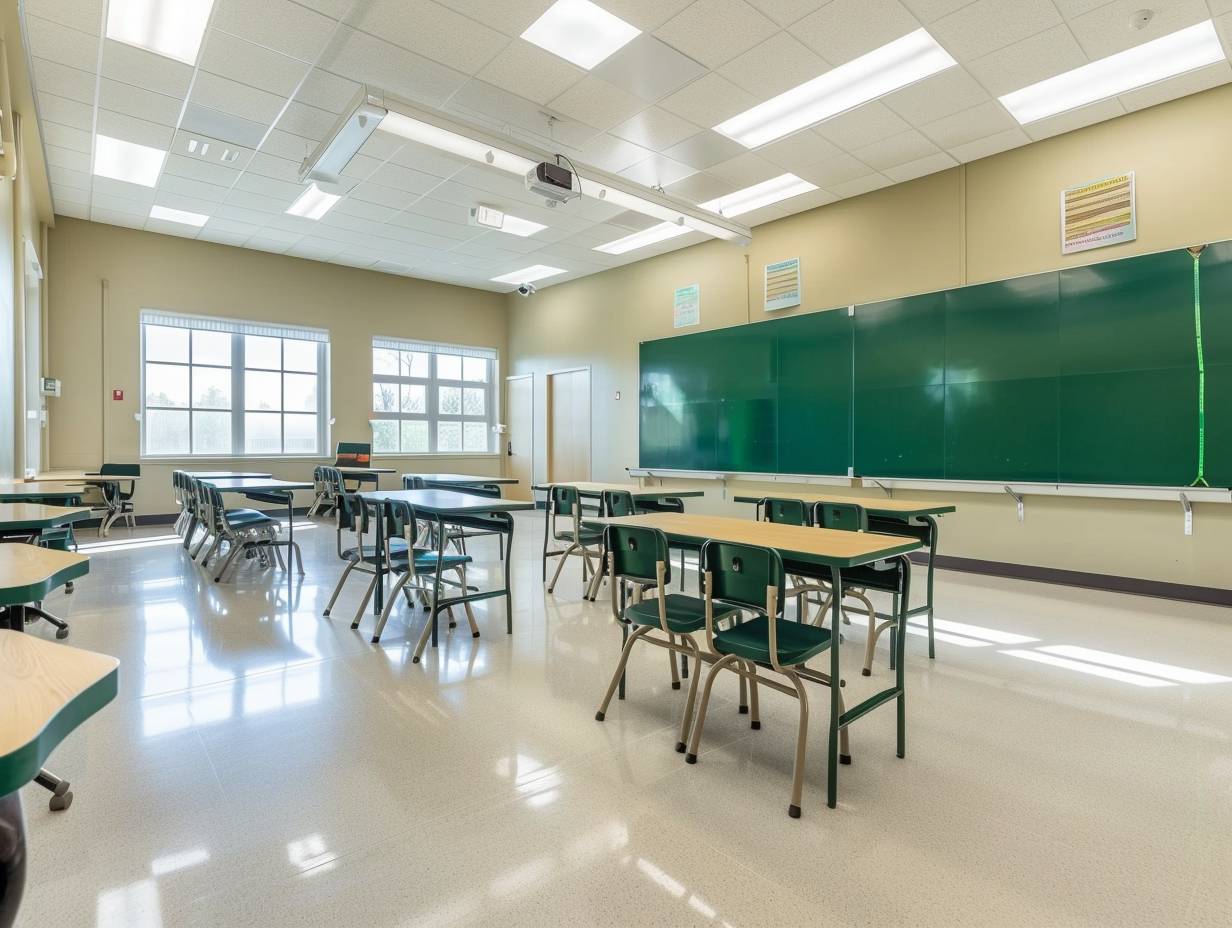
[322,468,410,625]
[685,540,834,818]
[593,525,739,753]
[759,497,827,620]
[635,495,702,592]
[425,480,507,560]
[583,489,637,601]
[542,485,602,594]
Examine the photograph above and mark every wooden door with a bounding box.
[548,368,590,482]
[504,374,533,488]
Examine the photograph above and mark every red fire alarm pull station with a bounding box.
[112,389,124,401]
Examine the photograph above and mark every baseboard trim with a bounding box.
[916,552,1232,608]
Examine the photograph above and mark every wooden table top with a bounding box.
[35,472,142,482]
[586,513,921,569]
[204,478,313,492]
[407,473,519,485]
[0,630,118,796]
[0,545,90,605]
[181,471,273,479]
[0,504,90,530]
[360,488,535,514]
[732,493,955,519]
[0,482,88,501]
[533,481,705,499]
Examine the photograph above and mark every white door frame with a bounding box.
[504,372,534,483]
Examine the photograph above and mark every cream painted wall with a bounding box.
[46,218,509,513]
[507,83,1232,591]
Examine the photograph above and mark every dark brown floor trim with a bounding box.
[916,552,1232,608]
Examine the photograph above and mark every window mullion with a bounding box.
[232,333,245,454]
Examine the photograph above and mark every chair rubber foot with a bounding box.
[594,711,605,721]
[738,705,748,714]
[370,637,381,644]
[55,628,70,640]
[323,610,331,617]
[840,753,852,765]
[788,804,801,819]
[685,753,697,764]
[675,741,685,753]
[751,721,761,730]
[472,631,480,639]
[49,792,72,812]
[350,622,360,630]
[671,681,681,690]
[411,656,420,664]
[861,668,871,676]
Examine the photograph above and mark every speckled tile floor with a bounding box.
[15,510,1232,927]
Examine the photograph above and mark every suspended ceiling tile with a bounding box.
[25,0,104,34]
[883,149,957,183]
[592,34,706,103]
[91,207,146,228]
[851,128,941,171]
[199,29,312,98]
[38,93,93,132]
[368,161,448,196]
[814,102,911,150]
[50,164,91,191]
[899,0,974,23]
[663,170,733,203]
[930,0,1063,61]
[829,172,893,198]
[754,129,843,172]
[295,69,361,114]
[276,101,337,141]
[609,106,700,150]
[964,23,1090,98]
[948,126,1031,162]
[475,42,587,107]
[163,152,243,188]
[658,73,758,129]
[350,181,423,211]
[601,0,696,32]
[1022,97,1126,142]
[101,39,195,98]
[45,144,91,174]
[31,58,95,105]
[792,0,921,66]
[245,151,302,184]
[321,27,469,109]
[575,132,654,173]
[98,78,184,126]
[618,152,697,187]
[212,0,339,61]
[96,108,175,149]
[346,0,509,76]
[431,0,553,38]
[387,140,470,181]
[42,121,93,154]
[191,72,286,125]
[1067,0,1210,60]
[708,151,782,186]
[663,130,747,170]
[234,171,305,203]
[654,0,779,69]
[1119,61,1232,114]
[718,31,827,99]
[881,67,991,126]
[549,75,647,132]
[795,151,878,187]
[24,15,99,64]
[919,99,1018,149]
[158,172,234,203]
[745,0,825,28]
[179,104,268,148]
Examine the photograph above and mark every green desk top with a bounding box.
[0,504,90,531]
[585,513,920,569]
[0,631,118,796]
[0,545,90,605]
[732,493,955,520]
[407,473,519,485]
[0,483,87,503]
[359,488,535,515]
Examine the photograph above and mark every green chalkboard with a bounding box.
[640,241,1229,487]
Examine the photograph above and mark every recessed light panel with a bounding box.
[521,0,640,70]
[378,111,537,176]
[286,184,341,220]
[594,222,690,254]
[106,0,215,65]
[491,265,567,284]
[714,29,956,148]
[698,174,818,218]
[94,134,167,187]
[149,205,209,227]
[499,215,549,237]
[1000,20,1225,124]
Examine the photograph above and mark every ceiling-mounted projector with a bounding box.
[526,161,579,205]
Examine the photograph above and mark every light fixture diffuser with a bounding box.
[379,111,537,176]
[93,134,167,187]
[491,265,566,285]
[106,0,215,65]
[594,222,690,254]
[149,205,209,227]
[698,174,818,218]
[521,0,640,70]
[285,184,341,220]
[714,29,956,148]
[499,215,548,237]
[999,20,1225,125]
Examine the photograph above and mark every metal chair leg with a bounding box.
[594,626,652,721]
[685,654,740,763]
[349,574,379,629]
[785,670,809,819]
[546,543,577,593]
[323,561,359,617]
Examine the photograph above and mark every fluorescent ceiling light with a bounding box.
[106,0,214,65]
[285,184,340,220]
[93,134,167,187]
[302,100,385,181]
[499,214,548,237]
[594,222,690,254]
[521,0,640,70]
[1000,20,1225,124]
[715,29,956,148]
[379,111,536,175]
[699,173,818,218]
[149,205,209,227]
[491,265,566,285]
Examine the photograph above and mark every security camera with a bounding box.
[516,283,537,297]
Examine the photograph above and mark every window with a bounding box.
[140,311,329,457]
[371,337,497,455]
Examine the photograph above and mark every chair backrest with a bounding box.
[402,475,426,489]
[761,497,809,526]
[171,470,185,505]
[701,540,786,616]
[549,484,579,516]
[318,466,346,495]
[600,489,636,517]
[334,490,366,534]
[100,462,139,500]
[813,501,868,533]
[384,499,419,545]
[335,441,371,467]
[604,524,670,587]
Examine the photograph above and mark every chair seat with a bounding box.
[714,616,833,666]
[624,593,737,633]
[224,508,276,528]
[342,539,410,563]
[554,530,602,545]
[389,549,472,572]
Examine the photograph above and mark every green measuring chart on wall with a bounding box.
[639,240,1232,488]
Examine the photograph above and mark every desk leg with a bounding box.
[827,566,842,810]
[921,516,938,660]
[373,502,385,617]
[504,514,515,636]
[0,790,26,928]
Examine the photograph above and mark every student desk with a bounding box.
[0,545,89,622]
[0,630,117,928]
[0,504,89,534]
[201,478,313,593]
[404,473,519,487]
[0,483,86,505]
[585,512,920,808]
[35,475,141,537]
[733,493,955,660]
[357,489,534,659]
[532,481,705,504]
[181,471,273,479]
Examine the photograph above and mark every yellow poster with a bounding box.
[1061,172,1135,255]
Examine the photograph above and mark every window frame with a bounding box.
[370,337,499,456]
[139,312,330,460]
